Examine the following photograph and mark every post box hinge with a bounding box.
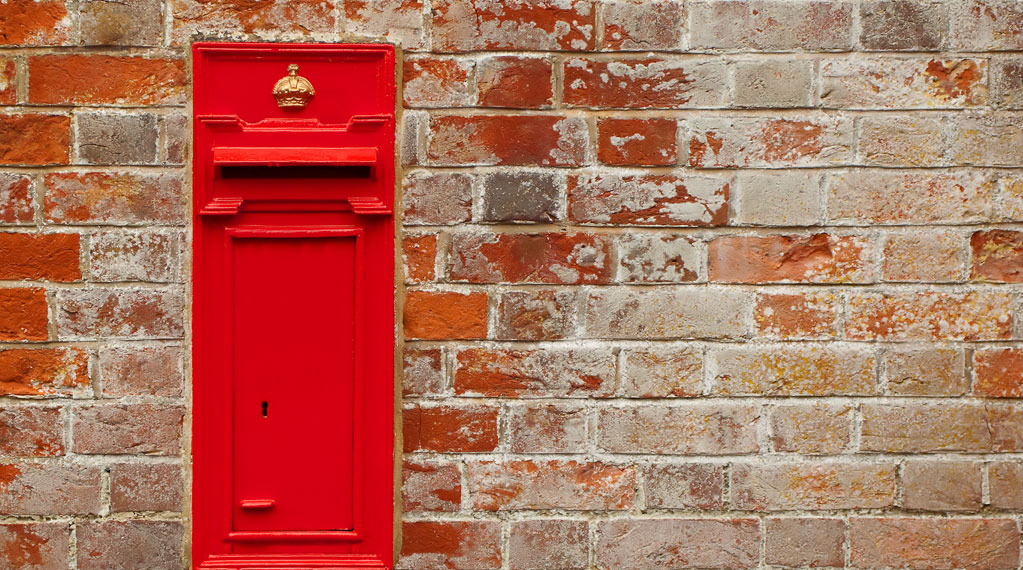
[200,197,244,216]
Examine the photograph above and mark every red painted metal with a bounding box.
[192,43,395,570]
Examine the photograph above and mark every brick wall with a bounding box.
[2,0,1023,568]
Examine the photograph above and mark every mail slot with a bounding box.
[191,43,395,570]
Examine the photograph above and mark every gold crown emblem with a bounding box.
[273,64,315,109]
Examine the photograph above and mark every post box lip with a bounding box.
[193,42,395,56]
[213,147,378,167]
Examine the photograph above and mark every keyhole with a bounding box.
[261,401,268,418]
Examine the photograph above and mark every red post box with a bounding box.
[191,43,395,570]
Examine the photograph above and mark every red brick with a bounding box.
[755,292,840,339]
[885,348,967,396]
[402,460,460,512]
[602,0,685,50]
[432,0,595,51]
[710,234,874,284]
[0,407,63,457]
[403,347,445,397]
[597,118,677,166]
[860,403,1023,452]
[97,346,182,397]
[0,0,71,45]
[989,462,1023,510]
[0,233,79,282]
[29,55,186,105]
[403,57,473,108]
[0,58,16,105]
[507,404,586,453]
[0,523,69,569]
[733,462,896,511]
[428,114,586,166]
[568,173,729,226]
[690,1,852,50]
[496,289,576,341]
[0,288,48,341]
[477,56,553,109]
[622,347,702,398]
[902,461,982,512]
[402,171,473,225]
[688,117,854,168]
[343,0,424,49]
[454,347,615,398]
[971,230,1023,282]
[821,58,988,110]
[584,287,751,340]
[595,519,760,570]
[642,463,724,510]
[509,520,588,570]
[850,517,1020,570]
[712,345,876,396]
[0,174,34,223]
[598,404,760,455]
[172,0,335,44]
[403,290,488,340]
[88,230,180,283]
[467,460,635,511]
[72,404,184,455]
[403,403,499,453]
[827,170,995,224]
[403,234,437,284]
[766,518,846,568]
[564,57,726,109]
[56,289,185,340]
[109,463,183,512]
[951,0,1023,51]
[0,348,88,397]
[44,172,186,224]
[974,348,1023,398]
[76,521,182,570]
[0,115,70,166]
[0,463,102,515]
[450,232,612,284]
[846,291,1012,341]
[770,403,853,454]
[883,231,966,282]
[401,520,502,570]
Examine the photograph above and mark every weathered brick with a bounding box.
[403,347,445,397]
[478,172,560,223]
[860,1,948,50]
[0,288,48,341]
[0,407,63,457]
[994,58,1023,108]
[0,348,88,397]
[450,232,611,284]
[344,0,424,50]
[733,462,896,511]
[622,347,702,398]
[860,402,1023,452]
[971,230,1023,282]
[88,230,180,283]
[733,171,822,226]
[883,231,966,282]
[76,521,183,570]
[846,291,1012,341]
[467,460,635,510]
[885,348,967,396]
[76,112,158,165]
[688,117,854,167]
[989,462,1023,509]
[0,114,70,166]
[162,114,188,165]
[80,0,162,46]
[402,460,460,512]
[711,345,876,396]
[734,60,814,108]
[403,234,437,284]
[821,58,988,109]
[709,233,874,284]
[0,58,16,105]
[617,233,702,283]
[72,404,184,455]
[0,463,102,515]
[595,519,760,570]
[403,290,488,340]
[432,0,595,52]
[401,520,502,570]
[403,403,499,453]
[770,403,853,454]
[0,0,72,45]
[172,0,334,44]
[98,346,183,397]
[642,463,723,510]
[974,348,1023,398]
[690,0,853,50]
[509,519,588,570]
[950,0,1023,51]
[109,463,183,512]
[755,292,840,340]
[477,56,553,109]
[0,233,80,282]
[850,517,1020,570]
[454,347,615,398]
[564,57,727,109]
[507,403,586,453]
[496,289,576,341]
[954,114,1023,166]
[428,115,587,166]
[44,172,186,225]
[858,115,947,166]
[0,522,69,569]
[568,172,729,226]
[596,118,677,166]
[602,0,685,51]
[598,404,760,455]
[584,287,751,339]
[402,171,473,226]
[29,55,186,105]
[902,461,982,511]
[56,289,185,340]
[766,518,846,568]
[1001,176,1023,220]
[403,57,474,108]
[0,174,34,223]
[827,170,995,224]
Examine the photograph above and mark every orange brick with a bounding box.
[454,347,615,398]
[402,460,460,513]
[0,0,71,45]
[711,345,877,396]
[402,234,437,284]
[29,55,186,105]
[477,56,553,109]
[449,232,612,285]
[0,288,47,341]
[401,521,501,570]
[0,348,88,396]
[564,57,727,109]
[428,115,586,166]
[403,290,487,340]
[403,403,499,453]
[847,291,1012,341]
[755,292,840,339]
[974,348,1023,398]
[466,460,635,510]
[709,234,874,284]
[971,230,1023,282]
[0,234,80,282]
[850,518,1020,570]
[0,115,70,166]
[0,59,15,105]
[596,118,677,166]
